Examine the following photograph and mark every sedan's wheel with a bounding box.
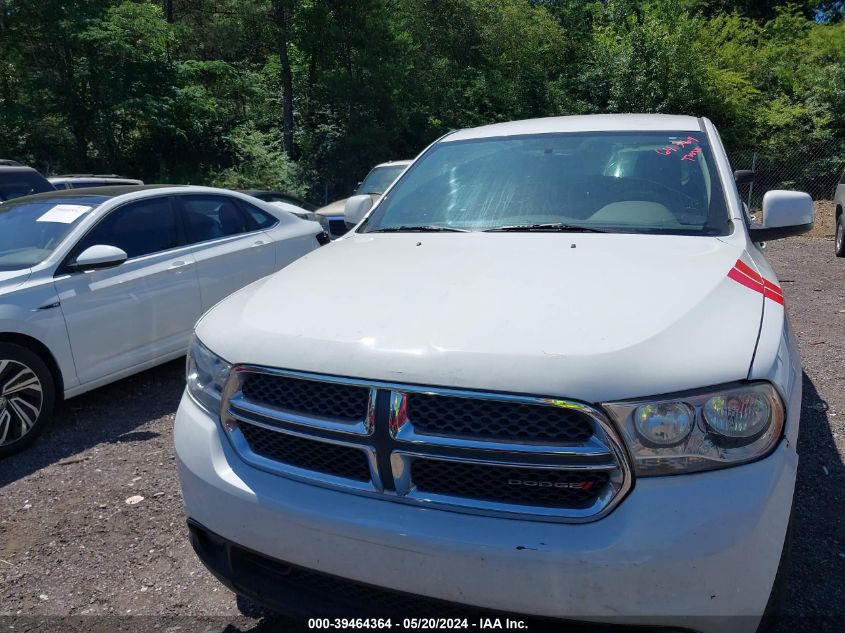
[0,343,55,457]
[835,214,845,257]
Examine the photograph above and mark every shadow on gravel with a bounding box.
[778,372,845,632]
[0,358,185,488]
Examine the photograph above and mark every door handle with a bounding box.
[170,260,191,269]
[252,240,266,247]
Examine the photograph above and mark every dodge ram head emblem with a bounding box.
[507,479,594,490]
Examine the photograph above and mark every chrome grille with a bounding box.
[239,422,371,482]
[406,392,593,442]
[410,459,610,508]
[221,367,632,522]
[242,373,369,422]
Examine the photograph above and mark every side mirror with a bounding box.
[734,170,755,185]
[70,245,128,271]
[748,190,813,242]
[344,194,374,229]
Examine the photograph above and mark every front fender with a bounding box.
[0,283,80,395]
[748,298,801,448]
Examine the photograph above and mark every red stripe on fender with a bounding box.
[730,264,765,289]
[763,283,785,305]
[763,279,784,297]
[764,289,785,305]
[728,267,763,293]
[734,259,762,282]
[727,260,785,306]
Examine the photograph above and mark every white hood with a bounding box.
[197,233,764,403]
[0,269,32,295]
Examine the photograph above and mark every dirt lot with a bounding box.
[1,234,844,632]
[809,200,836,239]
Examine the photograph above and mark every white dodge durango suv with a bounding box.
[175,115,813,632]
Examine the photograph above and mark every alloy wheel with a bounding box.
[0,359,44,446]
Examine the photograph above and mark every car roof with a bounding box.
[443,114,703,142]
[49,176,143,183]
[373,160,413,168]
[6,184,181,205]
[51,173,127,178]
[3,185,297,212]
[0,165,45,174]
[1,194,113,207]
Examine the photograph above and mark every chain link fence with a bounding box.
[729,140,845,211]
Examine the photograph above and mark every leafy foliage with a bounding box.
[0,0,843,203]
[209,124,311,195]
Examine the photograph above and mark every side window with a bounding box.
[179,195,252,244]
[74,197,179,259]
[237,199,278,229]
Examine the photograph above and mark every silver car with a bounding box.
[316,160,412,239]
[48,175,144,190]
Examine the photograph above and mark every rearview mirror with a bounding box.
[734,170,755,185]
[748,190,813,242]
[71,244,128,271]
[344,195,374,229]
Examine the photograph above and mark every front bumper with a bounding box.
[175,393,797,633]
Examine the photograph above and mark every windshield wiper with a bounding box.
[484,223,608,233]
[371,225,469,233]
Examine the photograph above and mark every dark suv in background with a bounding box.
[0,166,55,201]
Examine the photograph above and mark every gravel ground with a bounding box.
[1,235,843,632]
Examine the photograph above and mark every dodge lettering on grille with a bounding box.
[507,478,595,490]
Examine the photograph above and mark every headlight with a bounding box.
[603,382,784,476]
[186,335,232,416]
[633,402,693,446]
[703,392,771,438]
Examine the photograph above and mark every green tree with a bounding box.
[209,124,312,193]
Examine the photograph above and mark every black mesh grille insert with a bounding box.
[242,373,369,422]
[407,393,594,442]
[239,422,371,481]
[329,219,350,237]
[411,460,609,508]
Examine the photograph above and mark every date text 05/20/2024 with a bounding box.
[308,618,529,630]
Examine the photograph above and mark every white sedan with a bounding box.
[0,185,324,455]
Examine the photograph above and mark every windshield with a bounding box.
[0,171,54,201]
[362,132,731,235]
[0,198,98,270]
[357,164,407,195]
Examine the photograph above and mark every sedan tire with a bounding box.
[836,213,845,258]
[0,343,55,457]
